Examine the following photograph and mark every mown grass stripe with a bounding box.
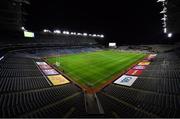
[47,50,146,88]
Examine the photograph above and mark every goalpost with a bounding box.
[55,48,60,67]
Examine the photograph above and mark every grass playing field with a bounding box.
[47,50,146,88]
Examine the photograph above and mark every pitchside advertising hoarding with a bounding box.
[132,65,146,70]
[126,69,143,76]
[114,75,138,86]
[42,69,59,75]
[36,62,48,65]
[138,61,151,66]
[114,54,157,87]
[36,61,70,86]
[144,54,157,61]
[47,75,70,86]
[36,61,59,75]
[39,65,52,69]
[36,62,52,69]
[149,54,157,57]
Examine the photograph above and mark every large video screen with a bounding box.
[24,31,35,38]
[109,43,116,47]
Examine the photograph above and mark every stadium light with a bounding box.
[54,30,61,34]
[71,32,76,35]
[98,35,101,37]
[164,14,167,18]
[162,21,166,25]
[63,31,66,34]
[70,32,75,35]
[21,26,26,31]
[92,34,97,37]
[100,35,104,38]
[62,31,70,35]
[157,0,166,2]
[163,24,166,27]
[77,33,82,36]
[161,17,167,21]
[43,29,51,33]
[83,33,88,36]
[168,33,172,38]
[66,31,70,35]
[160,10,166,14]
[164,28,167,33]
[160,7,167,14]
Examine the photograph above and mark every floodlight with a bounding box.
[157,0,165,2]
[43,29,51,33]
[168,33,172,38]
[54,30,61,34]
[100,35,104,38]
[77,33,82,36]
[63,31,66,34]
[160,8,167,14]
[92,34,97,37]
[164,28,167,33]
[160,10,166,14]
[161,17,167,21]
[62,31,69,35]
[162,21,166,25]
[164,14,167,18]
[66,31,70,35]
[21,26,26,31]
[83,33,88,36]
[163,23,166,27]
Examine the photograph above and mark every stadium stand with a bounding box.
[0,53,83,118]
[99,48,180,118]
[0,45,180,118]
[22,47,101,57]
[0,33,98,47]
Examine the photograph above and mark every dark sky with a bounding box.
[26,0,163,44]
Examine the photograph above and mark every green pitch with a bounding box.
[47,50,146,88]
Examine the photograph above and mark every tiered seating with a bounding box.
[0,53,84,118]
[0,34,98,47]
[97,92,155,118]
[131,77,180,94]
[35,35,97,46]
[0,84,82,117]
[100,50,180,117]
[0,76,50,93]
[24,47,100,57]
[25,93,86,118]
[0,55,50,92]
[1,47,180,118]
[131,52,180,94]
[102,84,179,117]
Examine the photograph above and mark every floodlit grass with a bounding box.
[47,50,146,88]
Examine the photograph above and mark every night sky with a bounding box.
[26,0,163,44]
